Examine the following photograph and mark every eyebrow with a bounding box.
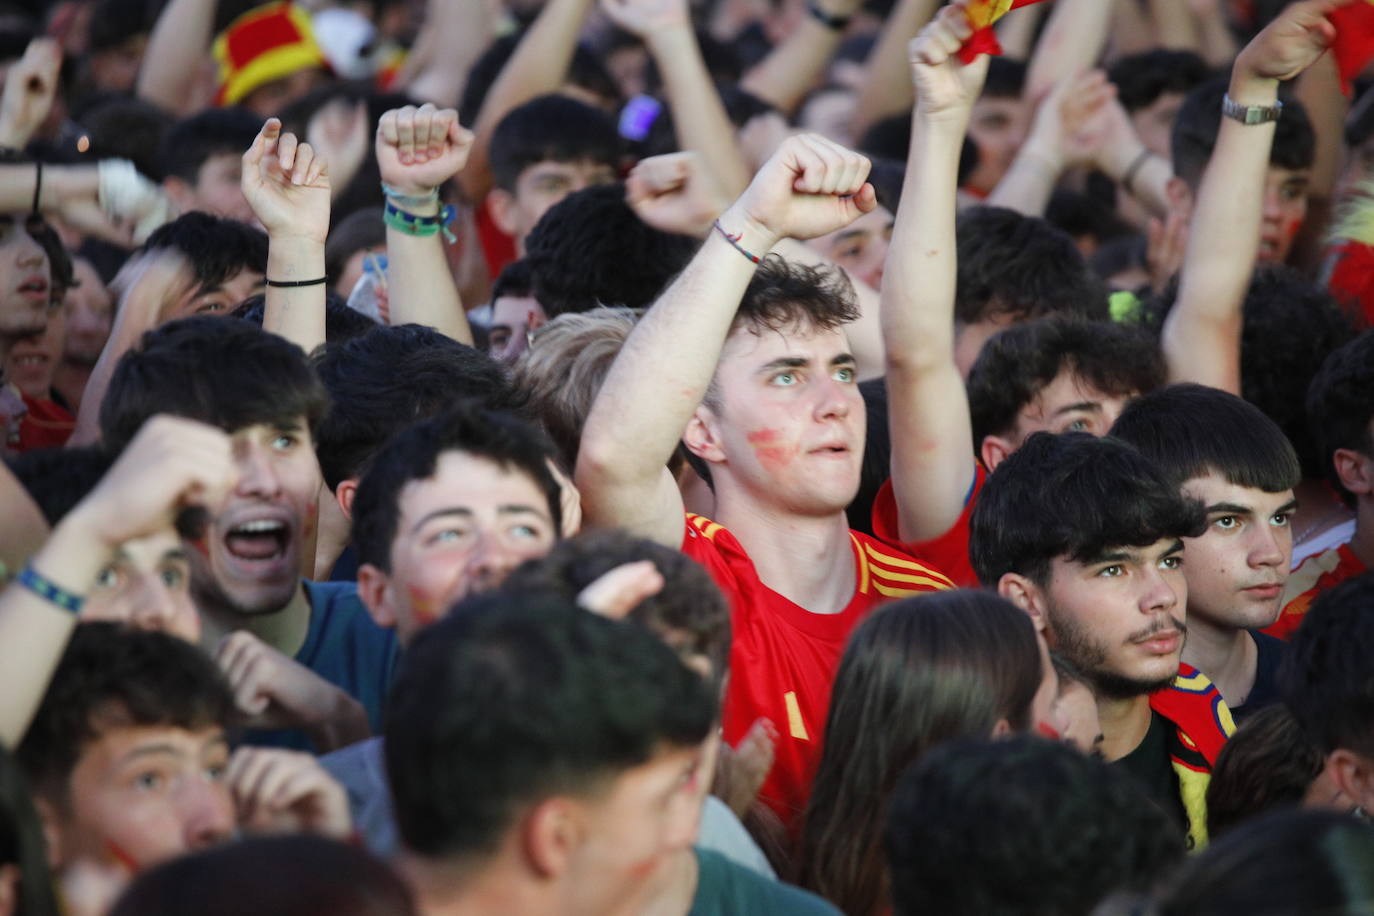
[1051,401,1102,418]
[115,743,190,766]
[830,229,866,245]
[410,505,551,534]
[1157,538,1185,559]
[162,547,189,564]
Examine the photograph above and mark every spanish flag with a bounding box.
[1331,0,1374,95]
[958,0,1053,62]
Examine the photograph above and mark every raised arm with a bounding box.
[1164,0,1345,391]
[1023,0,1118,103]
[375,104,476,346]
[457,0,596,204]
[884,0,986,543]
[577,135,877,546]
[739,0,864,117]
[242,119,330,355]
[851,0,941,141]
[402,0,500,108]
[0,416,234,747]
[135,0,216,115]
[602,0,751,196]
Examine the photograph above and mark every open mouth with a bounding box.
[224,519,290,561]
[16,278,48,301]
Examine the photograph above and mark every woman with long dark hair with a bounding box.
[797,589,1051,916]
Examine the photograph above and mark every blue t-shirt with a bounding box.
[239,581,399,751]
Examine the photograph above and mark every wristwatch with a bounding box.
[1221,94,1283,126]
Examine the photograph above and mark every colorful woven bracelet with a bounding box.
[16,563,83,613]
[383,200,457,243]
[712,219,762,265]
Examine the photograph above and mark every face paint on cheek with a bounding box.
[105,838,141,875]
[301,501,318,539]
[746,428,797,472]
[1284,217,1303,246]
[405,586,446,629]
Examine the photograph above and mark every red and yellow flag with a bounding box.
[1331,0,1374,95]
[958,0,1053,62]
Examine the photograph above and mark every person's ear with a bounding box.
[1332,449,1373,499]
[684,406,726,465]
[999,572,1048,633]
[980,435,1015,472]
[161,176,197,214]
[1165,177,1194,223]
[487,188,520,237]
[990,718,1012,738]
[1324,748,1374,814]
[356,563,397,629]
[526,308,546,334]
[335,478,359,520]
[32,796,63,870]
[523,797,581,880]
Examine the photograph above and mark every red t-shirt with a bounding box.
[14,392,73,452]
[681,514,953,829]
[870,464,987,588]
[1265,542,1368,640]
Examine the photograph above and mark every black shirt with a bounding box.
[1115,710,1187,835]
[1229,630,1287,723]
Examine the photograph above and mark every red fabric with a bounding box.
[959,0,1053,63]
[222,3,307,71]
[477,196,517,282]
[1265,543,1367,641]
[681,514,952,830]
[1149,663,1232,768]
[15,393,73,452]
[1331,0,1374,95]
[870,464,986,588]
[1327,240,1374,326]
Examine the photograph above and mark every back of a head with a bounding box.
[524,183,698,318]
[886,735,1183,916]
[1110,383,1301,493]
[140,211,268,293]
[1280,575,1374,761]
[17,623,234,804]
[967,314,1165,449]
[504,528,731,689]
[1107,49,1213,114]
[489,94,620,193]
[109,835,415,916]
[99,316,327,453]
[1205,703,1323,839]
[511,306,637,470]
[954,207,1107,328]
[7,446,114,526]
[158,108,263,184]
[1306,330,1374,508]
[1152,809,1374,916]
[350,402,561,574]
[970,432,1205,586]
[232,289,379,344]
[312,324,514,490]
[801,591,1043,916]
[1172,78,1315,189]
[384,590,715,859]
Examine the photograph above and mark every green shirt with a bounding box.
[688,848,841,916]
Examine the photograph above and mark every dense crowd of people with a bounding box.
[0,0,1372,911]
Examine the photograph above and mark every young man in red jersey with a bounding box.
[577,134,952,831]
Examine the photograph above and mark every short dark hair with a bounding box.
[488,94,620,193]
[323,207,385,287]
[1205,704,1323,839]
[351,402,561,573]
[886,735,1183,916]
[99,316,328,454]
[955,207,1108,327]
[1280,574,1374,759]
[1172,78,1315,189]
[504,528,732,690]
[158,108,262,185]
[1150,809,1374,916]
[17,623,234,805]
[0,743,59,916]
[6,445,113,526]
[72,95,175,182]
[491,258,534,302]
[525,183,698,318]
[1107,49,1213,114]
[1306,330,1374,507]
[1110,383,1301,494]
[967,315,1165,447]
[385,590,715,859]
[312,325,515,491]
[230,290,378,345]
[108,835,415,916]
[970,432,1206,586]
[139,211,268,296]
[983,56,1027,99]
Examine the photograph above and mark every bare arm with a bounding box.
[135,0,216,115]
[376,105,477,346]
[1023,0,1117,103]
[1164,0,1344,391]
[577,135,878,545]
[1149,0,1203,50]
[457,0,596,204]
[740,0,863,116]
[403,0,499,108]
[851,0,941,141]
[0,464,46,581]
[884,1,986,543]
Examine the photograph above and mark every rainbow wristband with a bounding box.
[16,563,83,613]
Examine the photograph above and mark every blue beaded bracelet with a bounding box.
[16,564,83,614]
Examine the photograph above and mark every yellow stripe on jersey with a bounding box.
[685,514,724,541]
[863,544,955,588]
[873,581,945,598]
[784,691,810,741]
[851,533,872,595]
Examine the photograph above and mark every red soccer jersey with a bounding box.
[1265,543,1369,640]
[681,514,953,830]
[871,463,987,588]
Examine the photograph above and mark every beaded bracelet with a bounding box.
[16,563,83,613]
[381,183,439,207]
[383,199,457,243]
[712,219,762,265]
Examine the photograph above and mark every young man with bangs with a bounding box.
[1112,384,1300,721]
[969,431,1230,850]
[577,134,953,832]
